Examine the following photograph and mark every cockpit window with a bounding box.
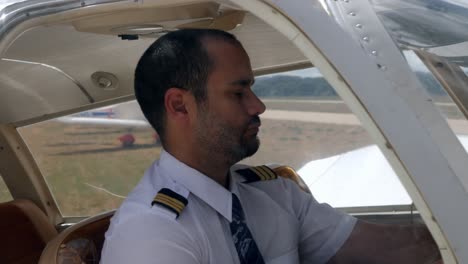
[18,68,414,216]
[371,0,468,115]
[18,101,158,216]
[369,0,468,152]
[404,51,466,118]
[370,0,468,49]
[244,68,413,209]
[406,52,468,151]
[0,174,13,202]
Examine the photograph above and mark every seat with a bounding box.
[0,199,58,264]
[39,210,115,264]
[273,165,311,193]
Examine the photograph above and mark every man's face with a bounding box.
[193,39,266,165]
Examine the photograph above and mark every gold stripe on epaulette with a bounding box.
[251,166,267,180]
[250,167,266,181]
[257,165,276,180]
[236,165,278,183]
[151,188,188,218]
[252,165,276,180]
[154,194,185,213]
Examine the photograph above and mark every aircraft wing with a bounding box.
[56,116,150,128]
[298,135,468,208]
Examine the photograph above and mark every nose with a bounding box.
[247,92,266,116]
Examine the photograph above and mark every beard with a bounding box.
[194,107,260,165]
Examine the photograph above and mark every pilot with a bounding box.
[100,29,442,264]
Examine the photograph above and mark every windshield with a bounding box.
[371,1,468,96]
[369,0,468,144]
[370,0,468,49]
[18,67,413,216]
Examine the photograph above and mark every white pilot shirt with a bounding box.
[101,150,357,264]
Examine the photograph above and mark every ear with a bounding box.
[164,88,190,120]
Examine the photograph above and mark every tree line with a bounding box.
[252,71,446,97]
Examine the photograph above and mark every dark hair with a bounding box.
[134,28,241,144]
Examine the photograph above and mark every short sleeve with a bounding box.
[101,213,204,264]
[282,177,357,263]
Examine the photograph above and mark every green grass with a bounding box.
[18,122,159,216]
[47,146,159,216]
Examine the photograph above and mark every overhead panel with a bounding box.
[0,1,307,124]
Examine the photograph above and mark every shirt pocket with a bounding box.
[266,247,299,264]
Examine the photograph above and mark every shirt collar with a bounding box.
[158,150,238,222]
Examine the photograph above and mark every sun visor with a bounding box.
[72,2,245,36]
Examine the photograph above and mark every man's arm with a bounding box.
[101,214,204,264]
[327,220,442,264]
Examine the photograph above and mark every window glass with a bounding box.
[18,101,158,216]
[0,174,13,202]
[244,68,413,209]
[19,69,414,215]
[404,51,465,118]
[404,51,468,151]
[368,0,468,151]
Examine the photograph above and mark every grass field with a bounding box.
[15,117,372,217]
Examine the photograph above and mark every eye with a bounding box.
[234,92,244,98]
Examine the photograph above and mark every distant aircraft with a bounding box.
[56,101,156,147]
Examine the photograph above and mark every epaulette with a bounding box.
[151,188,188,218]
[235,165,278,183]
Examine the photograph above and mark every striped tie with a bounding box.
[230,194,265,264]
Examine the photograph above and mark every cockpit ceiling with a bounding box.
[0,6,307,125]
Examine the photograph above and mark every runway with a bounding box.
[262,109,468,135]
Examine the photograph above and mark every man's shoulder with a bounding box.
[232,163,310,193]
[118,184,189,222]
[231,163,294,193]
[106,168,190,239]
[106,186,189,241]
[102,196,197,263]
[121,160,190,218]
[232,163,281,183]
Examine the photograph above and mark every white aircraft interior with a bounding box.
[1,0,468,263]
